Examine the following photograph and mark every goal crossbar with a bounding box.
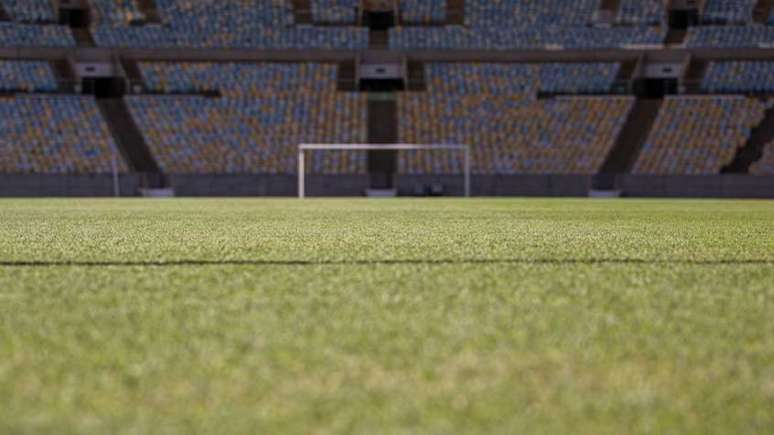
[298,143,471,198]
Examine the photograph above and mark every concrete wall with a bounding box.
[1,174,772,198]
[618,175,774,199]
[0,174,141,197]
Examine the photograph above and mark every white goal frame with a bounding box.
[298,144,471,198]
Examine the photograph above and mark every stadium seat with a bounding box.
[91,0,368,49]
[398,62,632,175]
[632,96,765,175]
[0,96,126,174]
[0,60,58,92]
[702,61,774,93]
[129,62,367,175]
[389,0,665,50]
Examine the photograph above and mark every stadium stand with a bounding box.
[398,63,632,175]
[89,0,146,24]
[632,96,766,175]
[701,0,756,24]
[0,22,75,47]
[129,62,367,174]
[1,0,773,197]
[399,0,447,24]
[0,60,58,92]
[0,95,126,174]
[686,25,774,48]
[686,0,774,48]
[702,61,774,93]
[0,0,57,22]
[91,0,368,48]
[389,0,665,49]
[0,0,75,47]
[616,0,666,25]
[312,0,358,24]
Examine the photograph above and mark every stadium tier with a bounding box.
[702,0,757,24]
[399,0,447,24]
[1,0,774,197]
[398,63,633,175]
[616,0,666,25]
[0,22,75,48]
[632,96,766,175]
[390,0,665,49]
[89,0,146,24]
[312,0,359,24]
[0,0,57,23]
[0,60,58,92]
[686,26,774,48]
[130,62,367,175]
[0,95,126,174]
[702,61,774,94]
[2,1,774,49]
[90,0,368,49]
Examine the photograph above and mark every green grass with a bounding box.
[0,198,773,435]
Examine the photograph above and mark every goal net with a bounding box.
[297,144,471,198]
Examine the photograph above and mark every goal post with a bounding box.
[298,144,471,198]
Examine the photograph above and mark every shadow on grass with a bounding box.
[0,259,772,267]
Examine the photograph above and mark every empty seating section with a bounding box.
[702,0,756,24]
[89,0,145,24]
[399,95,633,175]
[139,62,338,95]
[686,26,774,47]
[129,62,367,174]
[702,61,774,93]
[399,63,632,175]
[390,0,665,49]
[0,0,56,22]
[0,0,73,47]
[0,96,125,174]
[616,0,665,25]
[400,0,446,23]
[0,60,57,92]
[424,62,620,97]
[313,0,358,23]
[91,0,368,48]
[539,63,621,94]
[632,97,765,175]
[0,22,75,47]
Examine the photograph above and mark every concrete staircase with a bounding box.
[337,60,358,91]
[406,60,426,91]
[136,0,162,23]
[49,59,77,92]
[97,98,164,188]
[70,28,95,47]
[291,0,313,24]
[0,3,10,21]
[723,105,774,173]
[599,0,621,14]
[664,28,687,44]
[367,94,398,190]
[369,29,388,48]
[753,0,773,24]
[683,59,708,93]
[594,98,663,189]
[446,0,465,25]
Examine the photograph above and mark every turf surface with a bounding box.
[0,198,773,434]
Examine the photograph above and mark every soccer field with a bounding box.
[1,198,773,434]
